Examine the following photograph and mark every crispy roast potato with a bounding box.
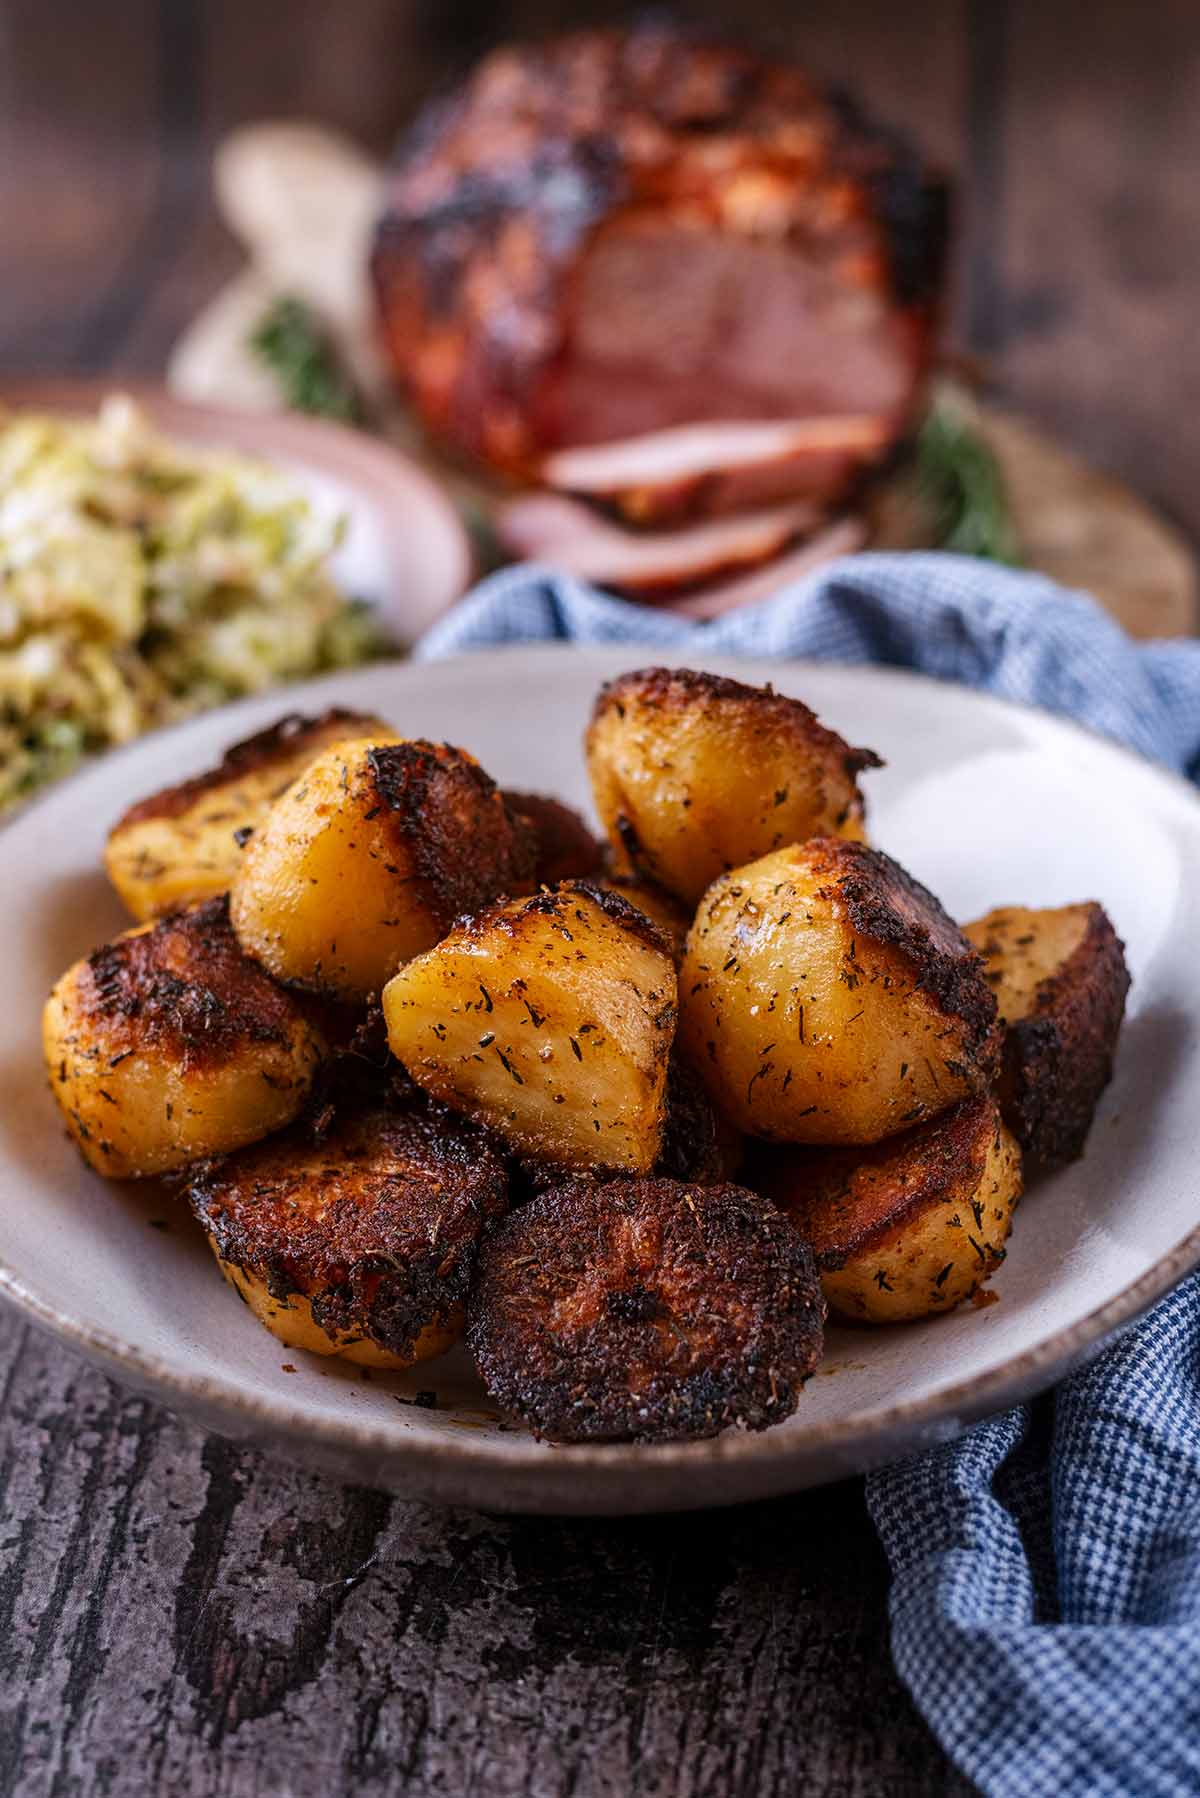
[753,1096,1022,1322]
[188,1100,508,1367]
[679,839,1000,1143]
[230,736,534,1002]
[504,790,604,885]
[590,875,692,964]
[105,709,393,921]
[382,882,677,1172]
[519,1052,743,1197]
[963,903,1130,1166]
[468,1177,825,1441]
[43,898,326,1177]
[587,667,881,906]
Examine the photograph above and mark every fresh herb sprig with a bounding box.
[915,397,1022,565]
[250,296,364,425]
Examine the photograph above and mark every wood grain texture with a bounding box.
[0,1310,971,1796]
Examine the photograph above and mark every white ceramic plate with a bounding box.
[4,647,1199,1513]
[0,379,473,641]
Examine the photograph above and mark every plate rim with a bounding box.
[5,645,1200,1503]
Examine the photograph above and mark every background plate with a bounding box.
[3,647,1198,1513]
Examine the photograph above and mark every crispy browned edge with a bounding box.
[187,1102,508,1359]
[468,1176,825,1442]
[809,837,1001,1081]
[74,897,319,1071]
[363,740,537,929]
[751,1095,1005,1270]
[112,710,386,829]
[998,904,1131,1166]
[446,877,678,968]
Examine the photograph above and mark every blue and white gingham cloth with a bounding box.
[421,551,1200,1797]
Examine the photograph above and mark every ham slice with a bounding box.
[496,494,820,596]
[539,416,893,525]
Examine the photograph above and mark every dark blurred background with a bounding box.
[3,0,1199,541]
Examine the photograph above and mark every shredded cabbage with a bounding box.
[0,395,379,809]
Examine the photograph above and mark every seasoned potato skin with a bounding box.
[964,902,1130,1166]
[591,875,692,964]
[188,1100,508,1367]
[105,709,393,921]
[382,882,677,1173]
[680,839,1000,1143]
[43,898,326,1177]
[504,790,604,885]
[519,1052,743,1197]
[587,667,881,905]
[230,736,534,1002]
[469,1177,825,1441]
[753,1096,1022,1322]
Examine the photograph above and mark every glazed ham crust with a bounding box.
[371,24,949,518]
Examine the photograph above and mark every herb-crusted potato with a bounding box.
[591,875,692,964]
[587,667,881,905]
[105,709,393,921]
[43,898,326,1177]
[963,902,1130,1166]
[188,1101,508,1367]
[382,882,677,1172]
[679,839,1000,1143]
[753,1096,1022,1322]
[469,1177,825,1441]
[230,736,534,1002]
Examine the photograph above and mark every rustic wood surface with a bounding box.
[4,2,1198,1791]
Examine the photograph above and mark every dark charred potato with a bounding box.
[468,1177,825,1441]
[591,875,692,964]
[963,903,1130,1166]
[753,1095,1021,1322]
[188,1101,508,1367]
[504,790,605,885]
[43,898,326,1177]
[105,709,394,921]
[383,882,677,1173]
[679,839,1000,1143]
[230,736,534,1002]
[587,667,880,905]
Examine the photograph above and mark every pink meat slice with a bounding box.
[496,494,820,596]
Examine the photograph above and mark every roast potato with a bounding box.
[963,902,1130,1165]
[504,789,604,885]
[382,882,677,1172]
[753,1095,1022,1322]
[587,667,880,905]
[105,709,393,921]
[43,898,326,1177]
[188,1100,508,1367]
[679,839,1000,1143]
[230,736,534,1002]
[591,875,692,964]
[468,1177,825,1441]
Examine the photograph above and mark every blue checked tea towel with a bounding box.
[420,552,1200,1798]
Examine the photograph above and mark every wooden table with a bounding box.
[4,3,1197,1790]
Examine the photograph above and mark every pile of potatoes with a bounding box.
[42,669,1130,1442]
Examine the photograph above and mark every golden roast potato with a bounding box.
[188,1100,508,1367]
[963,902,1130,1165]
[503,789,604,885]
[105,708,393,920]
[753,1095,1022,1322]
[43,898,326,1177]
[590,875,692,964]
[230,736,534,1002]
[679,839,1000,1143]
[382,882,677,1172]
[586,666,880,905]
